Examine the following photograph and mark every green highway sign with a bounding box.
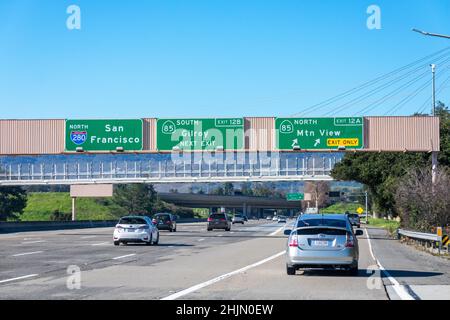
[65,119,143,151]
[286,193,304,201]
[157,118,244,151]
[276,117,364,150]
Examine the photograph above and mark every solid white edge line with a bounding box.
[161,250,285,300]
[364,227,415,300]
[0,274,39,284]
[112,253,136,260]
[12,251,43,257]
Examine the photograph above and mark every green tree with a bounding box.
[223,182,234,196]
[113,184,157,215]
[0,186,27,221]
[331,104,449,217]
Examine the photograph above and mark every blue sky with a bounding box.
[0,0,449,119]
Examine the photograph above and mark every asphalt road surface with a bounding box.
[0,220,448,300]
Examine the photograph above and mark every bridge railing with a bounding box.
[0,156,337,184]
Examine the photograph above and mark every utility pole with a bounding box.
[412,28,449,186]
[431,64,436,116]
[365,191,368,224]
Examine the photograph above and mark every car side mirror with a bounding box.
[283,229,292,236]
[355,229,363,236]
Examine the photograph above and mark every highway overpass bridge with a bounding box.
[158,192,301,217]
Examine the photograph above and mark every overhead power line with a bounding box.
[291,46,450,117]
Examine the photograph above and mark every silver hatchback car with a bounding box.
[113,215,159,246]
[284,214,363,275]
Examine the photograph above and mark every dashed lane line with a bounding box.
[12,251,43,257]
[161,250,285,300]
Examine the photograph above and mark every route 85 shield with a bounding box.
[70,131,87,145]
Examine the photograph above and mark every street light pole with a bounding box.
[365,191,368,224]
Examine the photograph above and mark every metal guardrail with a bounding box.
[397,228,441,242]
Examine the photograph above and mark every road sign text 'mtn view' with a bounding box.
[276,117,364,150]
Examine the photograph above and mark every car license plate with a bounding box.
[214,221,219,224]
[313,240,328,246]
[127,228,135,232]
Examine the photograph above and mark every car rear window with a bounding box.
[119,217,147,225]
[297,218,347,228]
[210,213,226,219]
[296,228,347,235]
[155,214,171,222]
[348,214,359,218]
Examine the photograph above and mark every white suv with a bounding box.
[113,215,159,246]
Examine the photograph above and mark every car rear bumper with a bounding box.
[286,247,357,266]
[156,224,173,230]
[113,232,151,242]
[208,222,229,229]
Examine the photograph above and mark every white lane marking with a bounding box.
[23,238,41,241]
[161,250,285,300]
[0,274,39,284]
[91,242,109,246]
[112,253,136,260]
[81,235,97,239]
[217,234,223,237]
[197,239,205,242]
[230,232,235,234]
[269,226,284,236]
[21,240,46,244]
[364,228,415,300]
[12,251,43,257]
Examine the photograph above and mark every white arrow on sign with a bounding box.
[291,139,299,148]
[314,139,320,147]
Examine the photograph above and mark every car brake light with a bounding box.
[289,233,298,247]
[207,217,213,222]
[345,234,355,247]
[166,221,171,224]
[220,218,226,221]
[152,219,157,224]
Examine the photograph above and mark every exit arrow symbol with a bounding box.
[291,139,299,148]
[314,139,320,147]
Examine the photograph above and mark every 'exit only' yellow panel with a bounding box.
[327,138,359,147]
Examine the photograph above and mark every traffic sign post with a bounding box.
[275,117,364,150]
[156,118,244,151]
[65,119,143,152]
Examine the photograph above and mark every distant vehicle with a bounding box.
[232,213,245,224]
[277,216,287,223]
[346,213,361,228]
[266,216,273,220]
[207,213,232,231]
[284,214,363,275]
[272,216,278,221]
[304,208,319,214]
[152,213,177,232]
[113,215,159,246]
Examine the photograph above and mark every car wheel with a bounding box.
[207,228,212,231]
[146,234,153,246]
[348,263,358,276]
[286,265,296,275]
[225,227,231,231]
[173,228,176,232]
[114,241,120,246]
[153,232,159,245]
[169,229,173,232]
